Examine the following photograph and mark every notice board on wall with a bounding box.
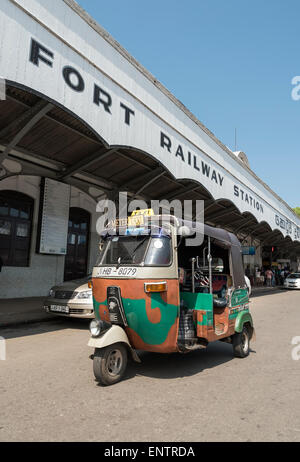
[37,178,71,255]
[242,246,256,256]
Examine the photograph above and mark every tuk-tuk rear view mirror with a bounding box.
[177,225,191,237]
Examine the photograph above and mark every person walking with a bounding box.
[280,269,285,285]
[266,268,273,287]
[271,270,276,287]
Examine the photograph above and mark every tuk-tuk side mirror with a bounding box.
[177,225,191,237]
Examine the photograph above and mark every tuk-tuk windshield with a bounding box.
[96,234,172,266]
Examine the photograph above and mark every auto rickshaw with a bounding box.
[88,210,255,385]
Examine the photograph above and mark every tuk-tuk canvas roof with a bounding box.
[180,219,245,288]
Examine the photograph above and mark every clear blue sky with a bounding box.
[77,0,300,208]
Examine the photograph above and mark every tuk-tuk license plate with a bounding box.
[50,305,69,314]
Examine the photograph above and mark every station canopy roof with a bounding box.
[1,83,299,258]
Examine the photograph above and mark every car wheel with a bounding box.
[232,325,250,358]
[93,343,127,386]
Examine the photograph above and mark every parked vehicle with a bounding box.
[245,275,252,296]
[44,276,94,318]
[284,273,300,290]
[88,211,255,386]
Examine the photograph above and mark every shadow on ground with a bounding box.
[120,342,241,382]
[251,288,288,298]
[0,317,90,340]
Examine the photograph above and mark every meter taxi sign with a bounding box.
[131,208,154,217]
[108,209,154,228]
[128,209,154,226]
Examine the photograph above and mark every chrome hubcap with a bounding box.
[242,331,249,353]
[107,349,123,376]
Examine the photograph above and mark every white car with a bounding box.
[284,273,300,290]
[44,277,94,318]
[245,275,251,296]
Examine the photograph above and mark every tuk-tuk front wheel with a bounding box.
[93,343,127,386]
[232,325,250,358]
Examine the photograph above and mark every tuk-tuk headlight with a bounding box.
[90,319,101,337]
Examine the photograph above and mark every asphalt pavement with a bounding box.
[0,290,299,442]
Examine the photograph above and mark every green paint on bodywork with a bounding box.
[230,289,249,307]
[93,295,178,345]
[180,292,213,311]
[180,292,214,327]
[235,311,253,333]
[123,293,178,345]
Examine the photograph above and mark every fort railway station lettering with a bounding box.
[29,38,270,220]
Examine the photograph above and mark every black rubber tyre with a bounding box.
[93,343,127,386]
[232,325,250,358]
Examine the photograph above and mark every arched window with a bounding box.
[0,190,34,267]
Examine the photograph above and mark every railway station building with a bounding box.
[0,0,299,298]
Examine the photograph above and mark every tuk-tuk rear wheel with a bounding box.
[232,325,250,358]
[93,343,127,386]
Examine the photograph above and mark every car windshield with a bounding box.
[96,234,172,266]
[288,273,300,279]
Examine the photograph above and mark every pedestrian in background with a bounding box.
[266,268,273,287]
[271,270,276,287]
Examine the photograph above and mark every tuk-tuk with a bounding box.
[88,211,255,386]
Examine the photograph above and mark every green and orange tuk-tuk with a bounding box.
[88,211,255,385]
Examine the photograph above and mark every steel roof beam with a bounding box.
[116,152,210,199]
[205,205,237,222]
[234,218,256,234]
[6,94,101,146]
[261,234,283,245]
[58,148,118,180]
[0,100,48,139]
[125,167,166,196]
[280,242,299,250]
[2,144,116,191]
[166,184,203,201]
[133,172,166,200]
[240,223,269,244]
[252,231,274,240]
[0,100,53,165]
[226,215,256,228]
[204,200,220,213]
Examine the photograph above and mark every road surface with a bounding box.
[0,290,299,442]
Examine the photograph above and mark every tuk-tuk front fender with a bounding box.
[88,325,141,363]
[235,311,254,336]
[88,325,131,349]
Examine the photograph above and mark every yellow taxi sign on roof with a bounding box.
[131,208,154,217]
